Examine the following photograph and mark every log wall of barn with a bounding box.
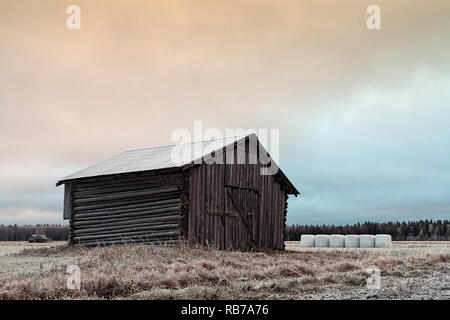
[65,169,186,246]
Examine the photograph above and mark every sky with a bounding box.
[1,0,449,225]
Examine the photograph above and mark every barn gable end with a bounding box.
[187,137,291,250]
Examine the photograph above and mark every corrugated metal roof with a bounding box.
[56,133,300,195]
[56,135,248,185]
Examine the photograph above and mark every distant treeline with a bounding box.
[286,219,450,241]
[3,220,449,242]
[0,224,69,241]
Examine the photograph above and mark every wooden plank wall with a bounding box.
[188,141,288,250]
[63,183,72,219]
[66,169,185,246]
[260,175,286,249]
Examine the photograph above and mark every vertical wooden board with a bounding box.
[211,164,219,248]
[229,190,239,249]
[188,170,196,243]
[240,187,246,249]
[259,175,265,248]
[257,168,263,248]
[280,188,285,248]
[271,179,277,249]
[188,171,193,242]
[277,182,282,248]
[238,164,243,188]
[245,190,251,250]
[258,164,262,239]
[274,181,278,248]
[267,176,272,247]
[197,166,202,244]
[208,165,214,247]
[204,165,209,246]
[276,181,281,248]
[262,175,267,247]
[246,190,252,250]
[278,186,283,249]
[251,164,256,191]
[274,179,278,248]
[229,166,235,248]
[220,164,225,249]
[238,190,243,250]
[280,189,286,249]
[231,215,237,250]
[193,170,199,244]
[200,165,206,245]
[63,183,72,220]
[253,192,258,245]
[222,167,226,247]
[225,216,231,249]
[219,164,224,247]
[266,176,270,248]
[237,191,243,250]
[275,183,280,248]
[215,165,220,248]
[192,167,201,244]
[205,164,210,246]
[217,164,223,247]
[196,166,201,244]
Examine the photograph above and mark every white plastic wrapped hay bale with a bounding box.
[345,235,359,248]
[329,234,345,248]
[375,234,392,248]
[315,234,330,247]
[359,234,375,248]
[300,235,315,247]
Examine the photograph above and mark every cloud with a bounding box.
[0,208,63,225]
[285,69,450,224]
[1,1,449,225]
[0,160,80,193]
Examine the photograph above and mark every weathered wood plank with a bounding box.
[63,183,72,220]
[73,187,180,204]
[73,204,180,219]
[73,191,181,211]
[72,214,179,227]
[79,239,180,247]
[72,230,179,241]
[73,223,179,236]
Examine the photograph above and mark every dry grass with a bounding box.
[0,241,63,256]
[0,241,448,300]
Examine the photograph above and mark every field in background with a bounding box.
[0,241,448,300]
[0,241,64,256]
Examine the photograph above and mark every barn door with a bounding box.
[225,186,260,250]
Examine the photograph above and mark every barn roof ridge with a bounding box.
[123,134,249,153]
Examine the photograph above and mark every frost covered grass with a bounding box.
[0,241,448,300]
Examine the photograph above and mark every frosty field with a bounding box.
[0,241,448,300]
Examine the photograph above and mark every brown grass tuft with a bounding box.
[333,262,361,272]
[199,262,217,270]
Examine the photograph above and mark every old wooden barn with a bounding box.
[57,134,299,250]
